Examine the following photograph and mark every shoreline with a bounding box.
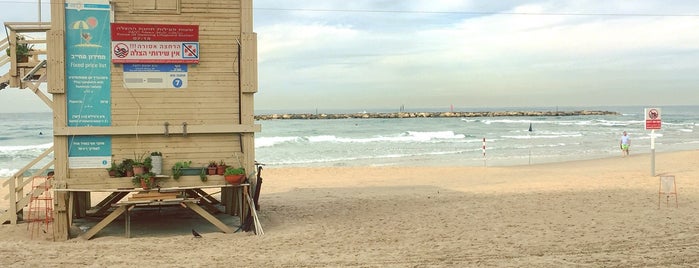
[254,110,619,120]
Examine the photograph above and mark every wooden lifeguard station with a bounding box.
[1,0,260,241]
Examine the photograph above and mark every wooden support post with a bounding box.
[182,201,232,233]
[81,205,129,240]
[50,0,70,241]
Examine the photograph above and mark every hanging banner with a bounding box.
[111,23,200,64]
[65,0,112,168]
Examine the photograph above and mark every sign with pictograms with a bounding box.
[645,108,662,130]
[111,23,199,64]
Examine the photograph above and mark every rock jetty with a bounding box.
[254,110,619,120]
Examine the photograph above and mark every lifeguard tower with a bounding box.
[1,0,260,241]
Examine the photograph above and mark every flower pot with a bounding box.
[224,174,245,184]
[108,170,117,177]
[175,167,205,176]
[217,165,227,175]
[140,179,150,190]
[207,167,217,175]
[133,165,145,175]
[125,169,134,177]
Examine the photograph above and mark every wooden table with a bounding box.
[55,184,250,240]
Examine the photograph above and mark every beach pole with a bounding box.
[651,130,656,176]
[482,138,486,167]
[528,123,533,165]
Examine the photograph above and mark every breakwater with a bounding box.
[254,110,619,120]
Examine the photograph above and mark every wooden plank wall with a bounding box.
[67,0,255,188]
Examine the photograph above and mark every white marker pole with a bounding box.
[651,129,655,176]
[482,138,486,167]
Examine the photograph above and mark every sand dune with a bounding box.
[1,150,698,267]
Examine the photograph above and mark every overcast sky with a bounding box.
[2,0,699,113]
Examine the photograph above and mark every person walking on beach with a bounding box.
[620,131,630,157]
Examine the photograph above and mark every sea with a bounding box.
[1,105,698,177]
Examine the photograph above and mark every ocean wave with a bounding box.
[263,148,480,166]
[0,168,19,177]
[0,143,53,154]
[478,118,643,128]
[256,131,468,148]
[500,133,583,139]
[255,136,300,148]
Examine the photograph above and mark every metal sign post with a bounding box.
[645,108,662,176]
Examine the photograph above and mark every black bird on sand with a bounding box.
[192,229,202,238]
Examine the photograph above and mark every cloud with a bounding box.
[254,1,699,109]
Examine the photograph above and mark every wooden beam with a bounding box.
[183,201,233,233]
[81,205,129,240]
[53,124,261,136]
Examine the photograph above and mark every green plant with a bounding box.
[218,160,226,167]
[106,160,121,177]
[120,158,135,175]
[144,156,153,170]
[224,166,245,176]
[132,151,149,167]
[106,160,118,172]
[208,161,218,168]
[172,161,192,180]
[200,168,208,182]
[132,172,155,187]
[150,151,162,156]
[5,35,34,57]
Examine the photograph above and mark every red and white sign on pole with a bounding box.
[645,108,662,130]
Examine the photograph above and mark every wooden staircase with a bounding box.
[0,147,55,224]
[0,22,54,225]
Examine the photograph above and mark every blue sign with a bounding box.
[173,78,183,88]
[123,63,189,89]
[123,64,188,72]
[65,1,112,167]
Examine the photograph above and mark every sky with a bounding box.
[2,0,699,113]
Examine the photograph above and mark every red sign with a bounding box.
[111,42,199,64]
[644,108,662,130]
[646,120,661,129]
[111,23,198,41]
[111,23,199,64]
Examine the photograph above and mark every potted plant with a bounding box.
[132,152,149,175]
[206,161,218,175]
[132,172,156,190]
[5,35,34,63]
[200,167,208,182]
[150,151,163,175]
[120,158,135,177]
[172,161,192,180]
[223,167,245,184]
[106,160,119,177]
[217,160,227,175]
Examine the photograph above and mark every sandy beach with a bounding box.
[1,150,699,267]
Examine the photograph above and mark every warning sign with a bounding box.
[111,42,199,64]
[110,23,200,64]
[645,108,662,130]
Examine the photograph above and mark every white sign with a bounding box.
[69,156,111,169]
[123,64,188,89]
[112,41,199,63]
[644,108,662,130]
